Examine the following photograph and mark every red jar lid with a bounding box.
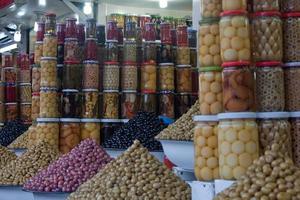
[104,61,119,65]
[123,61,137,65]
[64,60,80,65]
[256,61,282,67]
[141,89,156,94]
[222,61,250,67]
[220,10,248,17]
[142,61,156,66]
[283,12,300,18]
[253,11,281,17]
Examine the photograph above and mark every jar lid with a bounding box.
[19,83,31,86]
[160,90,174,94]
[106,40,118,43]
[257,112,290,119]
[41,57,57,61]
[122,90,137,93]
[123,61,137,66]
[199,66,222,72]
[176,64,191,68]
[199,17,220,25]
[218,112,256,120]
[220,10,248,17]
[104,61,119,65]
[283,62,300,67]
[253,11,281,17]
[32,92,40,96]
[65,38,78,42]
[193,115,218,122]
[20,102,32,105]
[141,89,156,94]
[60,118,81,123]
[64,60,80,65]
[40,87,57,92]
[37,118,60,122]
[5,102,17,105]
[142,61,156,66]
[256,61,282,67]
[35,41,43,45]
[82,89,99,92]
[290,112,300,118]
[83,60,99,64]
[100,119,123,123]
[57,64,64,68]
[62,89,79,93]
[81,118,101,123]
[159,63,174,66]
[283,12,300,18]
[222,61,250,68]
[103,90,119,93]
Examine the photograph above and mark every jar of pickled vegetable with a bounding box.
[19,83,32,103]
[121,90,139,119]
[222,0,247,11]
[253,0,279,11]
[281,0,300,12]
[103,62,120,90]
[5,102,18,121]
[65,18,77,38]
[103,90,119,119]
[125,21,137,41]
[220,11,251,62]
[106,40,118,62]
[40,57,57,88]
[64,38,79,61]
[290,112,300,167]
[20,103,31,123]
[176,65,192,93]
[177,25,188,47]
[81,118,101,144]
[1,53,12,67]
[60,118,81,154]
[5,84,17,102]
[158,63,175,91]
[32,92,40,121]
[45,13,56,35]
[160,44,173,63]
[193,115,219,181]
[86,18,96,38]
[83,60,99,89]
[144,22,156,42]
[141,62,157,92]
[121,62,138,90]
[160,23,172,44]
[218,112,259,180]
[143,42,157,63]
[19,68,31,83]
[140,92,157,114]
[82,89,99,118]
[284,62,300,111]
[3,67,17,83]
[222,62,255,112]
[177,46,190,65]
[36,118,59,148]
[32,65,41,92]
[61,89,81,118]
[34,42,43,65]
[40,87,59,118]
[36,22,45,42]
[123,40,137,62]
[96,25,106,45]
[107,21,118,41]
[257,112,292,157]
[19,53,30,70]
[56,23,66,44]
[159,91,175,119]
[255,62,285,112]
[43,34,58,57]
[62,61,82,90]
[175,93,190,118]
[85,38,97,60]
[201,0,221,18]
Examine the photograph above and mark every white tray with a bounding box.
[105,149,164,162]
[159,140,194,170]
[214,179,236,195]
[32,192,69,200]
[0,186,33,200]
[192,181,215,200]
[173,167,196,181]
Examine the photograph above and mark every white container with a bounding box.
[214,179,236,195]
[173,167,196,181]
[192,181,215,200]
[32,192,69,200]
[0,186,34,200]
[105,148,164,162]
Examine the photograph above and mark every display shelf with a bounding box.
[214,179,236,195]
[191,181,214,200]
[0,186,33,200]
[105,148,164,162]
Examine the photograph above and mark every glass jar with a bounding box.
[45,13,56,35]
[220,11,251,62]
[34,42,43,66]
[82,89,99,118]
[40,57,57,88]
[61,89,81,118]
[19,53,30,70]
[96,25,106,45]
[141,62,157,92]
[107,21,118,41]
[143,42,157,63]
[201,0,222,18]
[76,23,85,45]
[125,21,137,41]
[20,103,31,123]
[19,68,31,83]
[81,118,101,144]
[255,62,285,112]
[3,67,17,83]
[32,92,40,121]
[36,22,45,42]
[177,46,190,65]
[63,61,82,90]
[222,62,255,112]
[177,25,188,47]
[139,15,151,30]
[253,0,279,11]
[194,115,219,181]
[86,18,96,38]
[218,112,259,180]
[199,67,223,115]
[290,112,300,167]
[83,60,99,89]
[176,65,192,93]
[257,112,292,157]
[121,62,138,90]
[100,120,120,144]
[97,44,106,65]
[199,19,221,67]
[65,18,77,38]
[5,84,17,102]
[123,41,137,62]
[36,118,59,148]
[32,65,41,93]
[106,40,118,62]
[64,38,79,61]
[284,62,300,111]
[2,53,12,67]
[5,102,18,121]
[140,92,157,114]
[175,93,190,118]
[121,90,139,119]
[160,44,173,63]
[160,23,172,44]
[144,22,156,42]
[0,103,4,123]
[158,63,175,91]
[110,13,125,28]
[252,12,282,62]
[0,83,4,102]
[60,118,81,154]
[222,0,247,11]
[85,38,97,60]
[283,13,300,62]
[40,87,59,118]
[103,90,119,119]
[56,23,66,44]
[281,0,300,12]
[19,83,32,103]
[103,62,120,90]
[43,34,58,57]
[159,91,175,119]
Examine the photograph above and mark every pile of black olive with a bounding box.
[0,121,29,147]
[103,112,165,151]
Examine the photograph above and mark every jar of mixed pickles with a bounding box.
[124,21,137,40]
[143,42,157,63]
[85,38,97,60]
[257,112,292,156]
[290,112,300,167]
[3,67,17,83]
[144,22,156,42]
[103,90,119,119]
[60,118,81,154]
[123,40,137,62]
[160,44,173,63]
[255,62,285,112]
[40,57,57,88]
[222,0,247,11]
[159,91,175,119]
[199,66,223,115]
[43,34,58,57]
[160,23,172,44]
[106,40,118,62]
[83,60,99,89]
[103,62,120,90]
[122,62,138,90]
[176,65,192,93]
[253,0,279,11]
[5,102,18,121]
[140,92,157,114]
[20,103,31,123]
[32,65,41,92]
[19,68,31,83]
[63,61,82,90]
[218,112,259,180]
[40,87,59,118]
[177,25,188,47]
[81,118,101,144]
[45,13,56,35]
[141,62,157,92]
[107,21,118,41]
[19,83,32,102]
[56,23,66,44]
[220,11,251,62]
[222,62,255,112]
[86,18,96,38]
[32,92,40,121]
[193,115,219,181]
[201,0,221,18]
[121,90,139,119]
[199,19,221,67]
[82,89,99,118]
[175,93,190,118]
[36,118,59,148]
[5,84,17,102]
[61,89,81,118]
[281,0,300,12]
[64,38,79,61]
[158,63,175,91]
[284,62,300,111]
[34,42,43,65]
[1,53,12,67]
[177,46,190,65]
[65,18,77,38]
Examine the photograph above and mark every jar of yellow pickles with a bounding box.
[81,118,101,144]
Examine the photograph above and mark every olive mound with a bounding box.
[0,145,17,168]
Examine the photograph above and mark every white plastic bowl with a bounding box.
[159,140,194,170]
[105,149,164,162]
[0,186,34,200]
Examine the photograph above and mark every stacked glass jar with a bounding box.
[188,28,198,105]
